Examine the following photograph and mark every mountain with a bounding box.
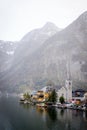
[0,11,87,93]
[33,11,87,89]
[22,11,87,91]
[21,22,60,42]
[11,22,60,68]
[0,40,19,73]
[0,22,60,92]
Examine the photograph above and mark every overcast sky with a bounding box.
[0,0,87,41]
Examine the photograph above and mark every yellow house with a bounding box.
[31,86,53,102]
[36,90,50,102]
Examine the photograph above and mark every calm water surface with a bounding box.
[0,96,87,130]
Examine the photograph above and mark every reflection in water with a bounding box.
[36,107,58,130]
[0,97,87,130]
[73,109,79,117]
[20,103,87,130]
[36,107,46,117]
[60,109,64,116]
[21,103,87,130]
[85,111,87,120]
[20,103,30,109]
[47,108,57,121]
[45,108,58,130]
[83,111,87,121]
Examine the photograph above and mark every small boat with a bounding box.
[36,103,47,107]
[57,104,67,109]
[20,98,25,103]
[24,100,30,104]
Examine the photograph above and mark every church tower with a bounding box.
[65,60,72,102]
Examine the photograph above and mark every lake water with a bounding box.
[0,96,87,130]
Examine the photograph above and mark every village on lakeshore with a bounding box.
[20,77,87,112]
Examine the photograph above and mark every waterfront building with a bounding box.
[31,86,53,102]
[84,92,87,100]
[72,89,87,105]
[57,79,72,103]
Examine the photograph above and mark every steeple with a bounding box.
[66,59,71,80]
[66,59,72,88]
[65,58,72,102]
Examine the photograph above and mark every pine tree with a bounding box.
[48,89,57,103]
[23,92,31,101]
[59,96,65,104]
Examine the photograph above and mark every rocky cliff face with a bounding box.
[0,12,87,93]
[0,40,18,73]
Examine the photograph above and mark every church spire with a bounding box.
[66,58,71,80]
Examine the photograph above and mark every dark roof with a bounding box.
[53,85,62,90]
[74,89,86,92]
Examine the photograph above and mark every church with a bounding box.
[57,79,72,103]
[57,60,72,103]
